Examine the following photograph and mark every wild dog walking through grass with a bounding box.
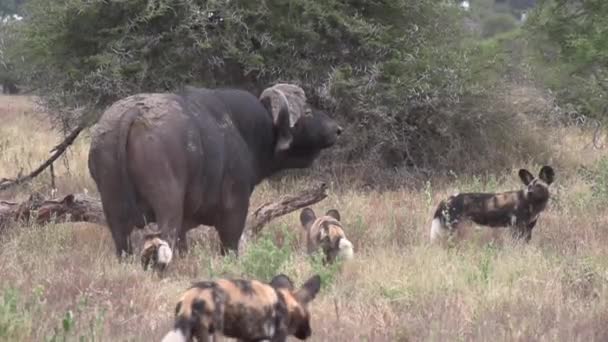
[299,208,354,264]
[161,274,321,342]
[430,166,555,245]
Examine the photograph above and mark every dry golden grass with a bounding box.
[1,95,608,341]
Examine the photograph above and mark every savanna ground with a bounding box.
[1,93,608,341]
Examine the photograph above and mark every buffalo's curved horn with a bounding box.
[259,83,309,128]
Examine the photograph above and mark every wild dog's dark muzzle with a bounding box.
[295,322,312,340]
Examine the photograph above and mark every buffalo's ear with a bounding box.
[325,209,341,221]
[518,169,535,186]
[295,275,321,305]
[270,274,294,290]
[539,166,555,185]
[261,91,293,153]
[300,208,316,228]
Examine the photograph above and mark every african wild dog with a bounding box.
[299,207,354,264]
[141,232,173,272]
[430,166,555,245]
[161,274,322,342]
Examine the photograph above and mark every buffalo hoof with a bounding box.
[141,236,173,272]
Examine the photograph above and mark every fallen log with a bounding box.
[0,192,105,229]
[0,182,329,245]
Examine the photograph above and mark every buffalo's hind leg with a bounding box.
[108,218,133,260]
[138,188,185,272]
[127,130,188,272]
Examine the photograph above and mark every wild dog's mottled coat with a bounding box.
[161,274,321,342]
[431,166,555,244]
[300,208,354,264]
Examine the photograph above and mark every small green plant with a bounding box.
[46,293,107,342]
[424,180,433,207]
[308,250,342,289]
[238,227,295,283]
[0,288,31,340]
[590,157,608,201]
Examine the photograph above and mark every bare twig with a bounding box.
[0,121,87,192]
[592,120,604,150]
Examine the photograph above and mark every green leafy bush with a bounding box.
[524,0,608,122]
[239,229,294,283]
[481,13,519,38]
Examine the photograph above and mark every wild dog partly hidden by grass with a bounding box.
[431,166,555,245]
[161,274,321,342]
[299,208,354,264]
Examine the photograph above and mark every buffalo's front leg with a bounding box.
[216,178,249,256]
[216,206,248,256]
[107,218,134,260]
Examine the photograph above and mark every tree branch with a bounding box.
[240,182,329,247]
[0,121,87,192]
[0,182,329,246]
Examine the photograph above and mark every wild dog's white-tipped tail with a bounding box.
[161,329,187,342]
[157,240,173,266]
[338,238,354,260]
[430,217,446,243]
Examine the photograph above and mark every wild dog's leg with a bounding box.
[430,201,453,245]
[489,227,504,246]
[194,329,211,342]
[269,331,288,342]
[511,220,536,243]
[522,219,537,243]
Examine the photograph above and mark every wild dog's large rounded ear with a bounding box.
[539,165,555,185]
[270,274,295,290]
[295,274,321,304]
[518,169,535,186]
[325,209,341,221]
[300,207,316,227]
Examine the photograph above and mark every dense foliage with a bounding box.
[6,0,591,175]
[525,0,608,121]
[13,0,484,171]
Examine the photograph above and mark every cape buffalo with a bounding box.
[88,84,342,270]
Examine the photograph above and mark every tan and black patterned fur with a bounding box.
[161,274,321,342]
[300,208,354,264]
[430,166,555,244]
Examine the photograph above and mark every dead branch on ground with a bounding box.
[0,193,105,229]
[240,182,329,247]
[0,182,329,244]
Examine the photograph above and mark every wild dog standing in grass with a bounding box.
[161,274,322,342]
[430,166,555,245]
[299,207,354,264]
